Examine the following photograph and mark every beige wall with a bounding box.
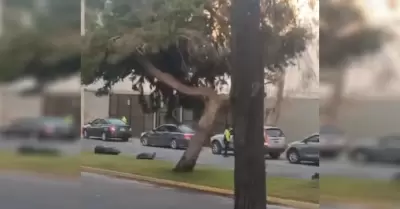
[266,97,400,142]
[0,91,42,126]
[83,90,109,123]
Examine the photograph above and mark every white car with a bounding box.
[210,126,287,159]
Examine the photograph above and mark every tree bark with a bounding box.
[137,57,226,172]
[173,97,224,172]
[231,0,266,208]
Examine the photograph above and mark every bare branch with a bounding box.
[136,56,218,100]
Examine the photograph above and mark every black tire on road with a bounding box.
[211,141,222,155]
[121,137,129,142]
[287,149,301,164]
[269,152,281,159]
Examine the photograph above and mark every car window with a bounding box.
[178,125,195,133]
[306,135,319,143]
[265,128,284,137]
[156,126,167,132]
[107,118,126,125]
[91,119,101,125]
[164,125,179,132]
[379,136,400,147]
[41,117,71,128]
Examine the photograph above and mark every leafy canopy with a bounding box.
[0,0,81,89]
[319,0,387,69]
[81,0,311,118]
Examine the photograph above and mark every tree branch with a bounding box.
[136,56,218,99]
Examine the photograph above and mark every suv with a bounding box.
[210,126,287,159]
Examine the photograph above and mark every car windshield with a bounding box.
[107,118,126,125]
[41,117,70,127]
[265,128,284,137]
[178,125,195,133]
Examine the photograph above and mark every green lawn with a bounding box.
[0,152,398,205]
[0,152,80,177]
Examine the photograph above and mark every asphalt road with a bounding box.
[0,171,297,209]
[82,138,399,180]
[0,136,397,180]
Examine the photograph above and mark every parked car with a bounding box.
[0,117,79,141]
[139,124,195,149]
[319,125,346,158]
[82,118,132,141]
[285,133,319,164]
[210,126,287,159]
[348,135,400,164]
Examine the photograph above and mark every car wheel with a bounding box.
[140,137,149,146]
[349,150,370,163]
[101,132,108,141]
[83,130,89,139]
[269,152,281,159]
[170,139,178,149]
[121,137,129,142]
[287,149,301,164]
[211,141,222,155]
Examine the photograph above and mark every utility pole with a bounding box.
[80,0,86,136]
[230,0,265,208]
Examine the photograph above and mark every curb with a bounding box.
[81,166,319,209]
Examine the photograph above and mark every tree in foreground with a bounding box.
[230,0,265,207]
[81,0,310,172]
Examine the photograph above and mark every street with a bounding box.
[82,138,399,180]
[0,137,397,180]
[0,171,295,209]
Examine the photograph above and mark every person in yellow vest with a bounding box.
[121,116,128,124]
[223,124,233,157]
[64,115,73,124]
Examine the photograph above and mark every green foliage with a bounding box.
[319,0,386,69]
[82,0,311,120]
[0,0,81,89]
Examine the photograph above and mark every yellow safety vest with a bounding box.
[64,115,73,124]
[121,116,127,124]
[224,129,231,141]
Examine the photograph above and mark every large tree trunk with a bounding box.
[137,57,225,172]
[173,97,223,172]
[231,0,266,208]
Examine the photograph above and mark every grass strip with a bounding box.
[0,152,398,205]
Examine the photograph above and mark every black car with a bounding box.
[82,118,132,141]
[0,117,79,141]
[348,135,400,165]
[140,124,195,149]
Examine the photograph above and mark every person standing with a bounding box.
[121,116,128,124]
[223,124,233,157]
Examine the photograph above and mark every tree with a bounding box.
[81,0,310,172]
[0,0,81,91]
[319,0,387,123]
[230,0,265,207]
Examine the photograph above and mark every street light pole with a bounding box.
[80,0,86,136]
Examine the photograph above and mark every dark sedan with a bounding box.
[0,117,79,141]
[82,118,132,142]
[140,124,195,149]
[348,135,400,165]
